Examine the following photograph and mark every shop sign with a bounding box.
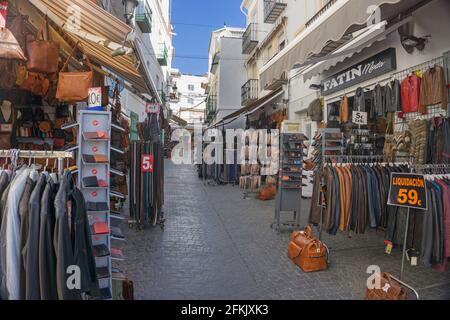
[352,111,368,125]
[387,173,427,210]
[141,154,154,173]
[321,48,397,95]
[0,1,8,28]
[88,87,102,108]
[146,102,160,114]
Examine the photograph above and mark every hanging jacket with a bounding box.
[353,87,366,112]
[54,171,80,300]
[25,173,47,300]
[384,80,402,113]
[4,168,30,300]
[373,84,385,117]
[419,65,448,113]
[39,177,58,300]
[401,74,421,113]
[18,177,36,300]
[0,172,12,300]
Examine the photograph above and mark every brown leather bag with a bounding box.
[288,226,328,273]
[122,279,134,300]
[20,72,50,96]
[26,16,60,73]
[366,272,409,300]
[56,42,93,102]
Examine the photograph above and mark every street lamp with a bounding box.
[123,0,139,25]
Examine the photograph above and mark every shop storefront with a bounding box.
[0,0,164,300]
[305,0,450,284]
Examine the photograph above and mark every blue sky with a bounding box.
[171,0,245,76]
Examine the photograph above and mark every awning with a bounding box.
[15,0,150,94]
[171,114,188,127]
[305,22,393,81]
[259,0,427,90]
[223,88,284,121]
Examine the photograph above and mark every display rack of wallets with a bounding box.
[274,133,307,231]
[348,128,374,156]
[76,110,118,300]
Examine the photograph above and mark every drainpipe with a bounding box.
[240,2,248,18]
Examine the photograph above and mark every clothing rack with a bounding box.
[391,56,444,81]
[0,150,73,174]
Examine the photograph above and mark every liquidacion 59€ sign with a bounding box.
[387,173,427,211]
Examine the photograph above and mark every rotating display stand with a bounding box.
[76,110,126,300]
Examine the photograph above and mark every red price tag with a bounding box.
[92,120,99,127]
[91,191,98,197]
[92,169,98,175]
[92,146,98,153]
[141,154,154,173]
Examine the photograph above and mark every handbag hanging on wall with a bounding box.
[26,16,60,73]
[56,42,93,102]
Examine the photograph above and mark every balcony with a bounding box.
[206,95,217,120]
[169,92,180,103]
[135,1,152,33]
[305,0,338,29]
[157,44,168,66]
[264,0,287,24]
[242,23,258,54]
[241,79,258,106]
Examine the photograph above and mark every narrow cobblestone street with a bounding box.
[119,161,450,300]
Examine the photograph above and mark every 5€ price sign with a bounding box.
[387,173,427,210]
[352,111,368,125]
[141,154,154,173]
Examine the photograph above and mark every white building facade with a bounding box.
[169,69,207,126]
[205,27,247,129]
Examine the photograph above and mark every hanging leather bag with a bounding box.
[26,16,60,73]
[366,272,409,300]
[288,226,328,273]
[56,42,93,102]
[0,27,27,60]
[20,72,50,96]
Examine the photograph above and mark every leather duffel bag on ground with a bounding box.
[288,226,328,273]
[366,272,409,300]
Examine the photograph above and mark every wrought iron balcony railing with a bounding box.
[241,79,258,106]
[242,23,258,54]
[264,0,287,24]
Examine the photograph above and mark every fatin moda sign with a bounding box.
[321,48,397,95]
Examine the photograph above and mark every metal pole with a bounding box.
[319,175,325,241]
[400,207,411,281]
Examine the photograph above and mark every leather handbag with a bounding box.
[122,279,134,300]
[0,27,27,60]
[288,226,328,273]
[26,16,60,73]
[56,42,93,102]
[20,72,50,96]
[366,272,409,300]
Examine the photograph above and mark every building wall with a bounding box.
[217,37,247,120]
[170,71,207,124]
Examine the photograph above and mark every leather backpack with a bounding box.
[288,226,328,273]
[56,42,93,102]
[26,16,60,73]
[366,272,409,300]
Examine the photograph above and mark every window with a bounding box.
[188,98,194,104]
[188,84,195,91]
[279,40,286,52]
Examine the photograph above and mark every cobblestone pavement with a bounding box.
[118,161,450,300]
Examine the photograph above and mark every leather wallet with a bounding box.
[94,244,110,257]
[83,154,96,163]
[96,267,110,279]
[110,226,124,239]
[111,248,124,259]
[94,155,108,163]
[98,179,108,188]
[83,176,99,187]
[84,131,108,140]
[87,202,109,212]
[93,222,109,235]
